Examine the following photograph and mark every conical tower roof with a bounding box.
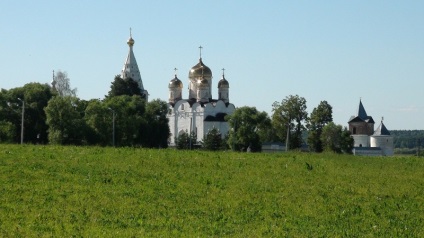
[121,29,144,91]
[373,120,391,136]
[357,99,368,120]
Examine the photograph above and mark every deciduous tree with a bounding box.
[107,75,145,99]
[53,70,77,97]
[307,101,333,152]
[272,95,308,149]
[226,106,270,152]
[45,96,88,145]
[321,122,353,153]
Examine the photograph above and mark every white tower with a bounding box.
[370,119,394,156]
[121,29,148,100]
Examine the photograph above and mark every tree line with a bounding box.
[178,95,353,153]
[0,72,169,148]
[1,71,353,153]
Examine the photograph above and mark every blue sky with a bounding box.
[1,1,423,130]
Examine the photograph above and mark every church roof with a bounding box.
[357,100,368,119]
[348,99,374,124]
[121,31,144,91]
[373,121,391,136]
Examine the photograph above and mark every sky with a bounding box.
[1,1,423,130]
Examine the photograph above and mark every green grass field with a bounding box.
[1,145,424,237]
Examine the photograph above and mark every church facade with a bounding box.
[348,100,394,156]
[167,48,235,146]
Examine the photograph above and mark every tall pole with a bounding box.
[18,98,24,144]
[286,122,290,152]
[189,117,192,150]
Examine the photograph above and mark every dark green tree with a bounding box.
[321,122,353,153]
[0,121,15,143]
[176,131,197,150]
[45,96,88,145]
[226,106,270,152]
[0,83,54,144]
[307,101,333,152]
[340,127,354,154]
[272,95,308,149]
[104,95,146,146]
[140,99,170,148]
[107,75,145,99]
[202,127,223,151]
[84,99,111,145]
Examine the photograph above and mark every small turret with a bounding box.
[168,68,183,104]
[218,68,229,103]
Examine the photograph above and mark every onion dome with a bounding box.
[197,76,209,88]
[127,37,134,47]
[189,58,212,79]
[218,70,229,88]
[168,75,183,89]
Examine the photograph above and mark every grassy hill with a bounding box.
[1,145,424,237]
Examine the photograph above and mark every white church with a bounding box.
[166,47,236,146]
[348,99,394,156]
[118,32,235,146]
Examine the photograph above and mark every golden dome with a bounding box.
[168,75,183,88]
[197,77,209,88]
[189,58,212,79]
[127,37,134,46]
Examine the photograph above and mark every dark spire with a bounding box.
[357,99,368,120]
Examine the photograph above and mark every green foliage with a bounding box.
[0,83,54,144]
[391,130,424,149]
[0,121,15,143]
[226,106,270,152]
[107,75,145,99]
[44,96,88,145]
[202,127,223,151]
[307,101,333,152]
[321,122,354,153]
[176,131,197,150]
[272,95,308,149]
[1,144,424,237]
[140,99,170,148]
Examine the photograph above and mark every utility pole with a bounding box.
[286,122,290,152]
[17,98,25,144]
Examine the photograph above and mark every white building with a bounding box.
[120,30,148,100]
[167,48,235,146]
[348,100,394,156]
